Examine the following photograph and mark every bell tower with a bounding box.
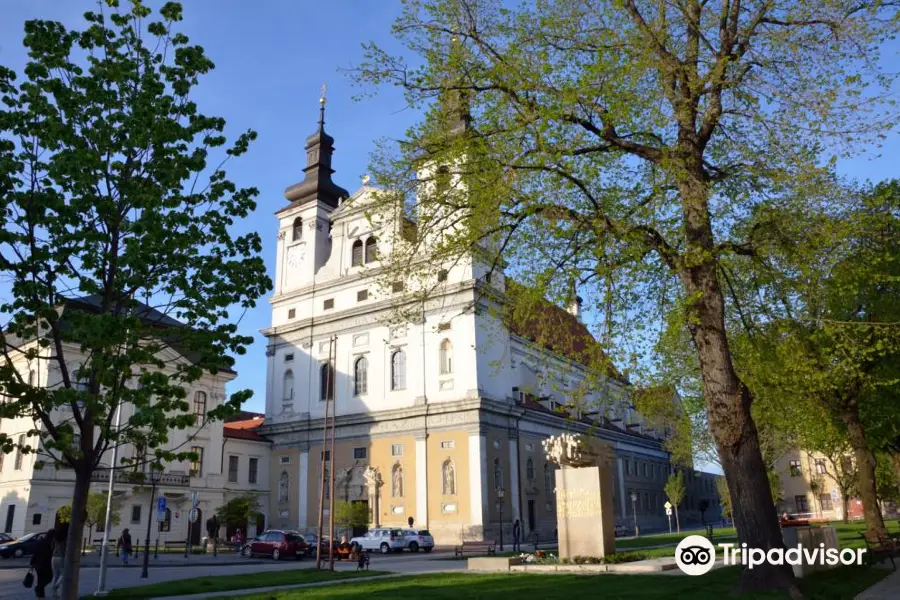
[274,92,349,295]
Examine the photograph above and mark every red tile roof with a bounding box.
[223,416,269,442]
[505,282,623,381]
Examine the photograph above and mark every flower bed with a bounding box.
[515,550,650,565]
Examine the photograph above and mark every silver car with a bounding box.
[401,528,434,552]
[350,528,406,554]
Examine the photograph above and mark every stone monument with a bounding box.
[543,433,616,559]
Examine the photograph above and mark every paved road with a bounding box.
[0,551,462,599]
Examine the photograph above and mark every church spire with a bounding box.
[283,86,349,210]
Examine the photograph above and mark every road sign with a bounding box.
[666,508,673,516]
[157,497,167,513]
[664,501,672,510]
[190,508,199,523]
[156,510,166,522]
[191,491,200,509]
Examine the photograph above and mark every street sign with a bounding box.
[191,491,200,509]
[156,510,166,522]
[664,501,672,510]
[665,508,673,516]
[158,497,167,513]
[190,508,199,523]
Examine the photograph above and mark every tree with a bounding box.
[215,494,262,535]
[716,477,732,522]
[0,3,269,598]
[354,1,899,591]
[728,180,900,535]
[60,492,121,536]
[333,501,369,536]
[664,471,685,533]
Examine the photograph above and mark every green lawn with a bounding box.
[225,567,889,600]
[97,568,390,599]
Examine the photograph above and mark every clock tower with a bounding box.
[274,95,349,296]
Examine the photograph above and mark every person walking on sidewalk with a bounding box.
[30,530,54,598]
[512,519,521,552]
[118,528,133,565]
[51,522,68,598]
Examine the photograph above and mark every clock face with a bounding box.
[287,244,305,267]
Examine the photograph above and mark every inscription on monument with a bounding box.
[557,488,603,519]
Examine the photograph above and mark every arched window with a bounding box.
[353,356,368,396]
[391,350,406,390]
[283,370,294,402]
[279,471,289,503]
[439,339,453,375]
[544,463,554,494]
[493,457,503,492]
[435,165,451,194]
[364,237,378,263]
[392,463,404,498]
[320,363,334,401]
[526,458,535,482]
[292,217,303,241]
[193,391,207,417]
[351,240,363,267]
[442,459,456,496]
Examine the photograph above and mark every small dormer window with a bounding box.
[292,217,303,242]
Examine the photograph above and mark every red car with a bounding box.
[245,530,307,560]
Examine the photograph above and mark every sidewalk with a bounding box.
[854,566,900,600]
[0,553,266,570]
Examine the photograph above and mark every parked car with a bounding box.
[0,532,48,559]
[300,533,333,557]
[350,528,406,554]
[0,533,13,543]
[401,528,434,553]
[244,530,307,560]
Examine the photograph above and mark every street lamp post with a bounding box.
[630,492,639,538]
[497,489,506,551]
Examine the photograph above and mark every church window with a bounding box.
[287,308,296,319]
[544,462,554,494]
[439,339,453,375]
[526,458,535,482]
[437,269,448,282]
[357,289,368,302]
[435,165,451,194]
[351,240,363,267]
[323,298,334,310]
[391,350,406,390]
[292,217,302,241]
[283,370,294,402]
[365,237,378,263]
[354,356,368,396]
[320,363,334,401]
[392,281,405,293]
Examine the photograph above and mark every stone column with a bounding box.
[467,429,487,539]
[364,467,383,528]
[617,457,627,519]
[508,433,521,521]
[298,449,309,529]
[415,436,428,528]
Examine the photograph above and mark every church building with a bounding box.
[257,97,694,545]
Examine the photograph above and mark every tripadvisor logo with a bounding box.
[675,536,716,576]
[675,534,868,576]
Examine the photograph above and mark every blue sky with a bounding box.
[1,1,897,418]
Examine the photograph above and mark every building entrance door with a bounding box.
[527,500,536,533]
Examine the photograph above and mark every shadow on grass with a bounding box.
[229,566,890,600]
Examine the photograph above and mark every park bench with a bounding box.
[860,531,899,570]
[454,540,497,557]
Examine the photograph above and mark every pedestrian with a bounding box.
[233,528,243,552]
[118,528,133,565]
[51,522,69,598]
[30,530,54,598]
[512,519,521,552]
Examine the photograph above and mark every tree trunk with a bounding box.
[842,494,850,523]
[675,506,680,533]
[61,470,92,600]
[678,167,797,593]
[842,407,886,536]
